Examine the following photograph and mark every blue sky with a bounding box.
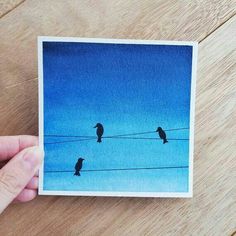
[43,41,192,193]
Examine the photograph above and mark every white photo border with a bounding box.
[38,36,198,198]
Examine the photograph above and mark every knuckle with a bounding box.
[0,169,22,196]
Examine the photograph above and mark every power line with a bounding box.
[102,131,156,138]
[44,165,189,173]
[44,127,189,138]
[103,137,189,140]
[45,137,96,145]
[44,136,188,145]
[44,127,189,145]
[165,127,189,132]
[44,135,95,138]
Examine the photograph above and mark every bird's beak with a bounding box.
[93,125,97,128]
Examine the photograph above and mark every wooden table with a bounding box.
[0,1,235,235]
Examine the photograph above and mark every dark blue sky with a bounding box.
[43,41,192,193]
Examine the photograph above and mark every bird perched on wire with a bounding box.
[74,158,84,176]
[156,127,168,144]
[93,123,104,143]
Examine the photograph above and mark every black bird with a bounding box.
[93,123,104,143]
[156,127,168,144]
[74,158,84,176]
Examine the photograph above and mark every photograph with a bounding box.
[38,37,197,197]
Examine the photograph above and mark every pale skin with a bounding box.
[0,136,44,214]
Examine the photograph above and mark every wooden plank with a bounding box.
[0,12,235,236]
[0,0,25,18]
[0,78,38,136]
[0,0,235,88]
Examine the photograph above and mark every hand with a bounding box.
[0,136,44,214]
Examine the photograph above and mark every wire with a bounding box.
[44,127,189,138]
[44,127,189,144]
[103,137,189,140]
[44,135,95,138]
[165,127,189,132]
[45,137,96,145]
[44,136,188,145]
[101,131,156,138]
[44,165,189,173]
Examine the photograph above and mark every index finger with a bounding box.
[0,135,38,161]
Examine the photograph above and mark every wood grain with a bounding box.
[0,0,24,18]
[0,0,235,235]
[0,78,38,135]
[0,0,235,88]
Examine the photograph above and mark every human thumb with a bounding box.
[0,146,44,213]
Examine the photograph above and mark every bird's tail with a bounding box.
[163,139,168,144]
[74,171,81,176]
[97,137,102,143]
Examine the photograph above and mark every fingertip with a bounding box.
[14,189,37,203]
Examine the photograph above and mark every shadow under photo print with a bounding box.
[38,37,197,197]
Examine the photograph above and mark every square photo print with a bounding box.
[38,37,197,197]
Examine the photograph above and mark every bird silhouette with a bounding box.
[93,123,104,143]
[156,127,168,144]
[74,158,84,176]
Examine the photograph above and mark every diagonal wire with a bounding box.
[44,165,189,173]
[45,137,96,145]
[44,127,189,139]
[44,136,189,145]
[103,137,189,140]
[44,134,95,138]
